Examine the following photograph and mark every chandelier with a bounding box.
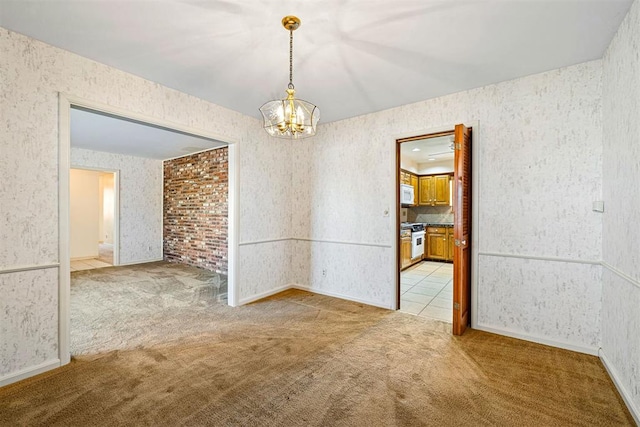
[260,16,320,139]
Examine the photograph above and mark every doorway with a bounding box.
[58,93,239,365]
[396,124,472,335]
[69,168,118,271]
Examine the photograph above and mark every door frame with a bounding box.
[69,167,120,267]
[392,121,480,330]
[58,93,240,366]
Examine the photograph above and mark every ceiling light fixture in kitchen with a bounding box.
[260,16,320,139]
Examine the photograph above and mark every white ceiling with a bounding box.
[401,135,455,164]
[71,107,226,160]
[0,1,633,123]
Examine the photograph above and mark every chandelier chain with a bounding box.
[288,29,294,90]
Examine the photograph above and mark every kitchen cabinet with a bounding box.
[400,170,410,185]
[401,236,412,269]
[426,226,448,260]
[419,176,434,205]
[434,175,451,206]
[418,174,451,206]
[425,226,454,261]
[447,227,454,262]
[400,169,419,206]
[410,174,418,205]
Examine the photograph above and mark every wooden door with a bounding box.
[453,124,471,335]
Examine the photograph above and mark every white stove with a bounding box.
[401,223,425,259]
[401,222,425,232]
[411,229,425,259]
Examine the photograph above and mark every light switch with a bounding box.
[592,201,604,212]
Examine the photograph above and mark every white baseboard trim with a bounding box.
[0,359,61,388]
[237,283,394,310]
[238,284,293,305]
[599,348,640,425]
[475,323,598,356]
[291,284,393,310]
[117,258,163,266]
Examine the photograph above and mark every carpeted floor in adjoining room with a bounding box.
[0,288,634,426]
[70,261,228,355]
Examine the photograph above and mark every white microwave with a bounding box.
[400,184,414,205]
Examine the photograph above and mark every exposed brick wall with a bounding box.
[163,148,228,274]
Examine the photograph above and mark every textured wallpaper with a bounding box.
[0,28,292,381]
[71,148,163,264]
[0,269,58,376]
[477,256,601,349]
[2,6,638,399]
[292,60,604,349]
[601,0,640,415]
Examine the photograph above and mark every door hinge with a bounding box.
[455,143,461,150]
[454,302,460,310]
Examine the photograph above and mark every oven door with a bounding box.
[411,231,425,259]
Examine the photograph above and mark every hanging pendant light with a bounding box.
[260,16,320,139]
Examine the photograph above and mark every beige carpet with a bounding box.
[0,289,633,426]
[70,261,227,355]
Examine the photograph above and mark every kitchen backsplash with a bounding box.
[407,206,454,224]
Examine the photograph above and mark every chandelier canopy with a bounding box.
[260,16,320,139]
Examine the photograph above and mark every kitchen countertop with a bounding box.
[400,222,453,231]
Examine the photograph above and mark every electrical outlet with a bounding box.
[148,245,153,252]
[322,269,327,277]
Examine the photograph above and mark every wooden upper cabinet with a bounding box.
[410,174,418,205]
[418,174,451,206]
[434,175,451,206]
[400,169,419,206]
[419,176,433,205]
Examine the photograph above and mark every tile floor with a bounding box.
[71,243,114,272]
[400,261,453,322]
[70,258,112,271]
